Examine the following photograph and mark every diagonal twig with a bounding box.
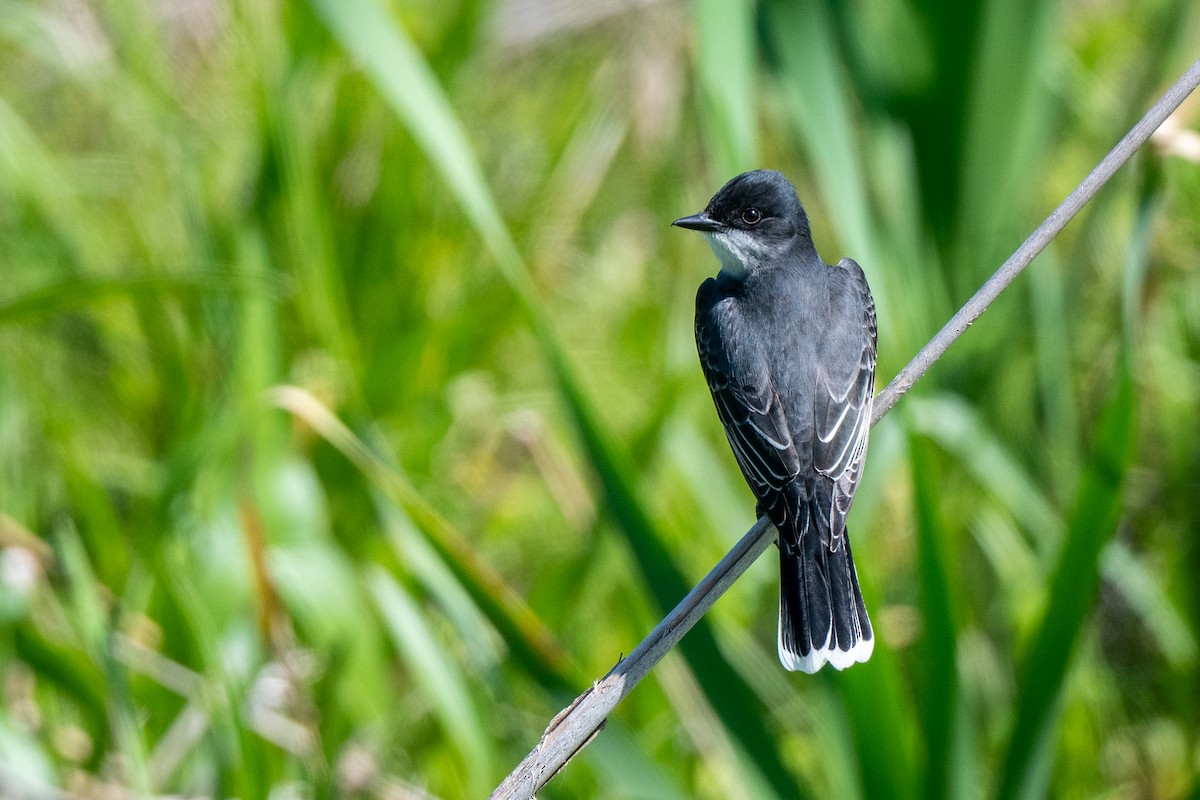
[490,56,1200,800]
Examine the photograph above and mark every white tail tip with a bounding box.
[778,614,875,673]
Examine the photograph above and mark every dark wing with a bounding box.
[812,258,877,547]
[695,279,803,526]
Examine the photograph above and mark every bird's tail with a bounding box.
[777,524,874,673]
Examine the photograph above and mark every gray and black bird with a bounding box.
[673,170,876,672]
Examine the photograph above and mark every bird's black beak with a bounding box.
[672,212,722,232]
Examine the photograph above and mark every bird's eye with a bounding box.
[741,207,762,225]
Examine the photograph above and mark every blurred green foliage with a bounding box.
[0,0,1198,798]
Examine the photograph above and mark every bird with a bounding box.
[673,169,877,673]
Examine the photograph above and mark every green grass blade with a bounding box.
[1101,541,1198,670]
[368,566,492,796]
[761,0,878,270]
[155,540,273,798]
[693,0,759,176]
[375,492,503,671]
[1027,250,1081,503]
[837,648,920,800]
[948,689,984,800]
[995,350,1137,800]
[955,0,1060,277]
[58,523,152,793]
[0,95,101,268]
[909,433,960,800]
[306,0,531,300]
[268,69,361,373]
[12,623,109,762]
[271,386,574,689]
[907,394,1064,556]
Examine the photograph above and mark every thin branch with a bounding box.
[490,57,1200,800]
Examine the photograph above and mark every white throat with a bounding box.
[704,228,766,278]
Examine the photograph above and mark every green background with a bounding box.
[0,0,1198,797]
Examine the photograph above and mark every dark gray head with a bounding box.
[673,170,815,277]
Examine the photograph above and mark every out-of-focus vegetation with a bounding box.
[0,0,1198,797]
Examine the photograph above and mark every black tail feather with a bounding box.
[778,527,873,673]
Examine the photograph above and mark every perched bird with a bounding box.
[673,170,877,673]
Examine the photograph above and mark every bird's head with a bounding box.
[672,169,814,278]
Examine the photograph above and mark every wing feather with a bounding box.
[696,280,801,509]
[812,259,877,545]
